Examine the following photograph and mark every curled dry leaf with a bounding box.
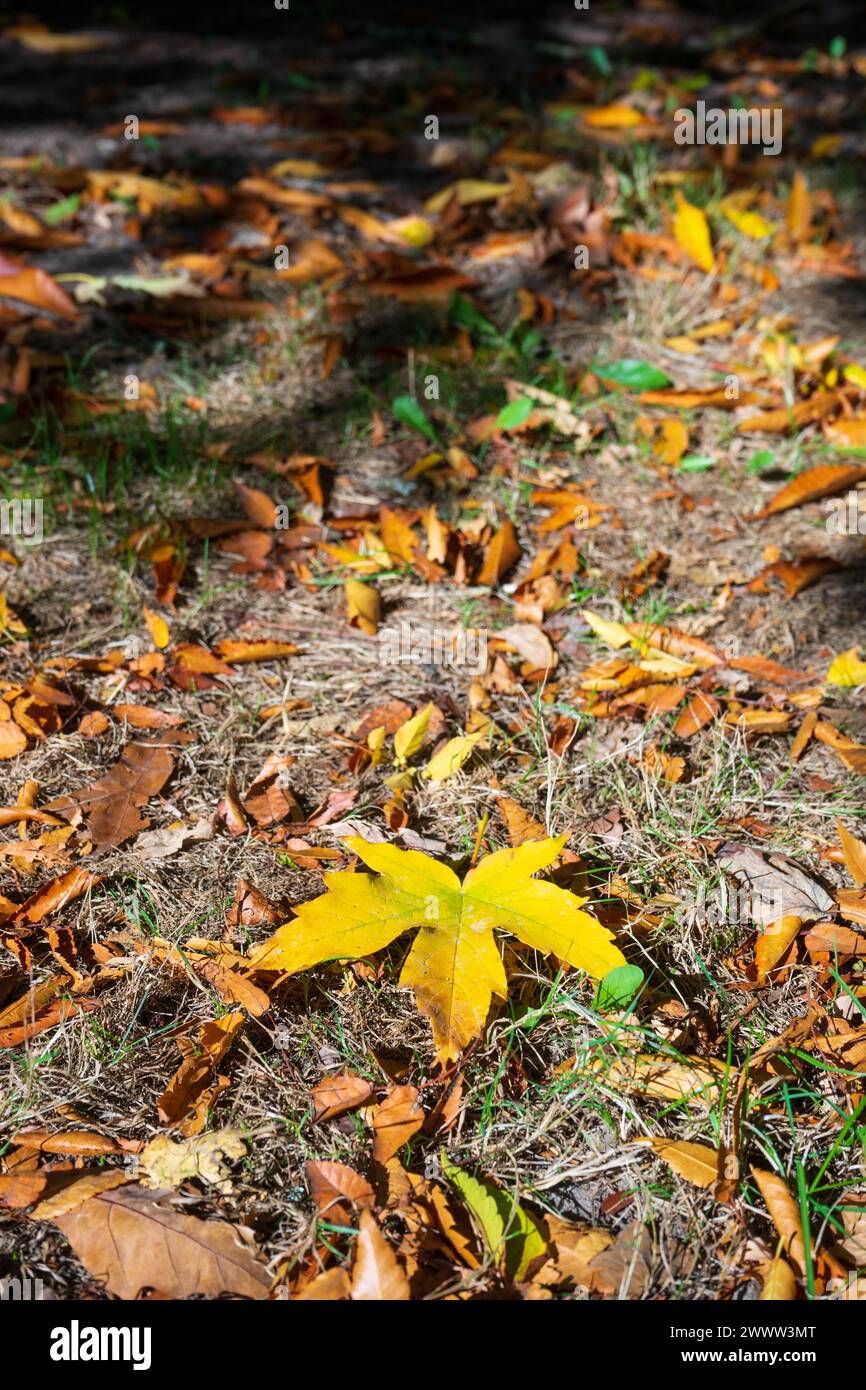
[305,1159,375,1225]
[748,463,866,520]
[350,1209,411,1300]
[311,1071,373,1122]
[157,1012,245,1128]
[751,1167,807,1278]
[368,1084,424,1164]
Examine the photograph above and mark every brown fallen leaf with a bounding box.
[477,520,520,586]
[587,1221,651,1297]
[814,721,866,774]
[751,1167,808,1279]
[311,1072,373,1122]
[47,1183,270,1299]
[838,819,866,887]
[305,1160,375,1226]
[790,710,818,762]
[213,639,297,663]
[538,1217,613,1289]
[11,867,101,925]
[496,795,547,846]
[748,556,839,599]
[226,879,279,930]
[0,265,78,320]
[368,1085,424,1164]
[0,995,101,1048]
[496,623,556,671]
[738,393,839,438]
[350,1209,410,1300]
[10,1128,122,1157]
[804,922,866,957]
[0,1171,49,1209]
[748,463,866,520]
[716,844,833,926]
[28,1169,133,1220]
[673,692,720,738]
[46,738,176,848]
[591,1054,725,1106]
[157,1012,245,1128]
[243,752,303,828]
[293,1266,351,1300]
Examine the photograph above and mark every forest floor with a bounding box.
[1,3,866,1301]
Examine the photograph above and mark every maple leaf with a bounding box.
[253,836,626,1062]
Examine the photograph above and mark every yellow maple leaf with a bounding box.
[827,647,866,688]
[672,193,716,273]
[252,836,627,1061]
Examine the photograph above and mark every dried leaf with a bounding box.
[350,1210,410,1300]
[48,1183,270,1298]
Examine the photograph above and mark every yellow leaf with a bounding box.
[142,607,170,650]
[755,915,802,984]
[843,364,866,392]
[252,836,625,1062]
[720,203,775,239]
[424,732,484,783]
[386,215,434,248]
[583,104,644,128]
[393,702,433,764]
[344,578,381,636]
[425,179,511,214]
[672,193,716,274]
[827,647,866,688]
[838,818,866,888]
[640,1138,721,1189]
[760,1256,797,1301]
[581,608,633,650]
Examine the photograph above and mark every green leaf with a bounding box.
[676,455,715,473]
[449,293,499,343]
[442,1156,547,1280]
[495,396,534,431]
[745,449,775,475]
[588,45,612,76]
[591,359,672,390]
[391,394,437,442]
[594,963,645,1013]
[43,194,80,226]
